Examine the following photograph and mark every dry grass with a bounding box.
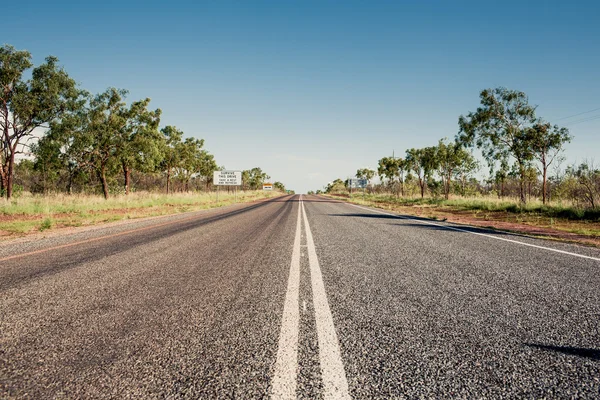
[325,192,600,244]
[0,190,281,236]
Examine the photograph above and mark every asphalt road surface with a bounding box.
[1,194,599,398]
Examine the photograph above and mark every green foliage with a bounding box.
[568,161,600,209]
[0,44,81,199]
[526,121,572,204]
[405,146,437,198]
[325,178,346,193]
[39,217,53,231]
[435,138,478,199]
[243,167,270,190]
[458,87,538,203]
[355,168,375,182]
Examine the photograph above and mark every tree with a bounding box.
[244,167,270,190]
[274,181,285,191]
[526,121,572,204]
[160,126,183,194]
[458,87,537,203]
[325,178,345,193]
[31,133,64,194]
[82,89,125,199]
[175,137,205,191]
[378,156,406,197]
[454,151,479,197]
[405,147,437,198]
[0,45,81,199]
[116,98,162,195]
[435,139,476,199]
[569,161,599,209]
[195,150,217,190]
[355,168,375,182]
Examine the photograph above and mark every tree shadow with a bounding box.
[524,343,600,361]
[328,213,520,237]
[271,197,344,204]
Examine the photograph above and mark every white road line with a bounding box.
[271,196,303,399]
[301,200,351,399]
[350,203,600,262]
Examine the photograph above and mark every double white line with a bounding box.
[271,196,350,399]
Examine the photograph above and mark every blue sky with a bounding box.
[6,0,600,193]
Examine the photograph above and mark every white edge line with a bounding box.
[301,200,351,399]
[349,203,600,262]
[271,195,303,399]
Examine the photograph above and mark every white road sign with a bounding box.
[348,178,367,189]
[214,170,242,186]
[263,183,273,191]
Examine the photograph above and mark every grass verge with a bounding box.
[324,192,600,246]
[0,190,282,237]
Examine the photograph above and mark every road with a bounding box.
[1,194,599,398]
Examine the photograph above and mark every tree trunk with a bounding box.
[1,118,9,197]
[122,162,131,195]
[166,167,171,194]
[542,166,547,205]
[6,151,15,199]
[67,167,73,195]
[518,163,526,204]
[0,163,8,198]
[99,167,109,200]
[420,178,425,198]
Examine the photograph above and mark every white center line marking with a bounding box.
[350,203,600,262]
[271,195,303,399]
[301,200,351,399]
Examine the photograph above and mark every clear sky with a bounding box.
[5,0,599,193]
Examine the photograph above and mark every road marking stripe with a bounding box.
[271,195,303,399]
[350,204,600,262]
[301,200,351,399]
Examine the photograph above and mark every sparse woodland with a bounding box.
[320,88,599,216]
[1,45,286,200]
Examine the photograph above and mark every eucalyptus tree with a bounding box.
[0,45,81,198]
[79,88,126,199]
[47,88,156,199]
[195,150,218,190]
[435,139,476,199]
[325,178,345,193]
[355,168,375,182]
[31,133,65,193]
[274,181,285,191]
[458,87,537,203]
[568,161,599,209]
[526,121,572,204]
[244,167,270,190]
[175,137,205,191]
[160,126,183,194]
[241,170,251,190]
[405,147,437,198]
[117,98,162,195]
[454,150,479,196]
[378,156,406,196]
[45,103,97,194]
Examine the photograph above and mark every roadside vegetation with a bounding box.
[0,190,279,236]
[313,87,599,243]
[1,44,288,200]
[0,44,290,237]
